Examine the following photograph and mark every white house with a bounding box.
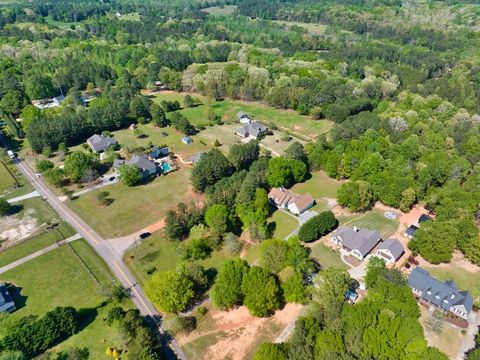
[268,187,315,215]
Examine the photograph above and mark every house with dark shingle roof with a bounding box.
[0,283,16,313]
[148,146,169,160]
[374,238,405,264]
[408,267,473,320]
[331,226,381,260]
[404,224,418,239]
[87,134,117,153]
[235,121,268,139]
[113,155,158,179]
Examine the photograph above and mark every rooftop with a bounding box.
[333,226,381,257]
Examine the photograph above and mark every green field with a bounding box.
[201,5,237,16]
[0,239,126,358]
[68,168,192,238]
[272,20,328,35]
[151,92,333,140]
[339,209,399,238]
[269,210,299,240]
[425,265,480,307]
[291,171,342,200]
[310,243,347,270]
[0,161,17,192]
[125,232,236,286]
[0,222,75,267]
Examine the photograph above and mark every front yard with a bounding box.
[67,167,194,238]
[268,210,299,240]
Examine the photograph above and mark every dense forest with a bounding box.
[0,0,480,359]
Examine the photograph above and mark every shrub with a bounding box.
[164,315,196,335]
[224,233,242,255]
[35,159,54,173]
[298,211,338,243]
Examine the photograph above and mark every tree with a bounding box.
[237,188,270,241]
[184,95,194,108]
[145,271,195,313]
[298,211,338,242]
[337,181,374,212]
[313,268,350,324]
[266,157,307,188]
[228,140,259,170]
[191,149,234,192]
[400,188,416,212]
[24,74,55,100]
[63,152,98,183]
[281,271,308,304]
[205,204,229,235]
[0,91,24,115]
[0,199,12,216]
[211,259,249,310]
[118,164,142,187]
[224,233,242,254]
[260,239,289,274]
[285,142,308,164]
[241,266,281,317]
[254,343,287,360]
[44,168,65,187]
[35,159,54,173]
[150,103,168,127]
[170,112,195,135]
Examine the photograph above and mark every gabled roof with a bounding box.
[237,111,248,119]
[236,121,268,138]
[408,267,473,314]
[129,155,157,172]
[292,194,314,211]
[0,283,15,313]
[418,214,433,223]
[378,238,404,260]
[182,136,192,143]
[87,134,117,152]
[405,225,418,237]
[268,187,297,208]
[149,146,169,159]
[333,226,381,257]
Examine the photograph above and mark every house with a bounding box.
[32,95,65,109]
[149,146,169,160]
[415,214,433,226]
[268,187,315,215]
[404,224,418,239]
[237,111,252,124]
[188,152,204,165]
[182,136,193,144]
[87,134,117,153]
[235,121,268,139]
[408,267,473,320]
[331,226,381,260]
[374,238,405,264]
[0,283,16,313]
[114,155,158,179]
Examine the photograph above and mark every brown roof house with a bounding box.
[268,187,315,215]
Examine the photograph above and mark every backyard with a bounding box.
[339,209,399,239]
[0,239,127,358]
[309,242,347,270]
[67,168,195,238]
[151,92,333,140]
[290,171,342,200]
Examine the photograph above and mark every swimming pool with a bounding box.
[162,162,172,172]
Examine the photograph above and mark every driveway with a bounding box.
[6,190,41,203]
[59,174,119,201]
[282,209,318,240]
[456,311,480,360]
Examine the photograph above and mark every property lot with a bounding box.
[0,239,126,358]
[151,92,333,140]
[201,5,237,16]
[339,209,399,239]
[309,242,347,270]
[0,161,17,192]
[290,171,342,200]
[268,210,299,240]
[68,168,194,238]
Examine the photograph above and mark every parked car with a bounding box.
[7,150,16,159]
[108,176,116,181]
[139,232,151,239]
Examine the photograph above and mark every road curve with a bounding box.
[14,160,187,360]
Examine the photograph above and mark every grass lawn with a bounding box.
[2,181,34,201]
[310,243,347,270]
[244,243,262,266]
[424,265,480,307]
[290,171,341,200]
[151,92,333,140]
[16,197,59,225]
[0,239,127,358]
[112,123,209,158]
[269,210,299,240]
[339,209,398,238]
[0,161,17,193]
[201,5,237,16]
[45,17,78,29]
[0,222,75,267]
[118,12,141,21]
[67,168,193,238]
[125,232,237,286]
[272,20,328,35]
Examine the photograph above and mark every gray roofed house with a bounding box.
[188,152,204,164]
[149,146,169,160]
[408,267,473,320]
[0,283,16,313]
[237,111,252,124]
[113,155,158,178]
[87,134,117,153]
[235,121,268,139]
[375,238,405,264]
[404,224,418,239]
[331,226,381,260]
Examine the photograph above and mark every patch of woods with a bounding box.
[254,258,449,360]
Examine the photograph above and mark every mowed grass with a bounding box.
[201,5,237,16]
[125,232,237,286]
[272,20,328,35]
[0,162,17,192]
[269,210,299,240]
[112,123,209,157]
[0,239,126,358]
[68,168,193,238]
[290,171,342,199]
[310,243,347,270]
[424,265,480,307]
[16,197,59,225]
[0,222,75,267]
[339,209,398,238]
[151,92,333,140]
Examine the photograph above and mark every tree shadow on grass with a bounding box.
[6,204,23,216]
[76,307,98,333]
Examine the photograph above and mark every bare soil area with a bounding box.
[0,209,39,246]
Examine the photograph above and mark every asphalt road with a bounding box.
[14,159,187,360]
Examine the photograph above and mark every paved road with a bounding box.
[0,234,81,274]
[14,160,186,360]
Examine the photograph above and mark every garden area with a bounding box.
[67,168,195,238]
[0,239,128,358]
